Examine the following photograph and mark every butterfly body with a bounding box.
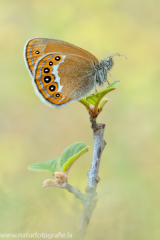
[24,38,114,108]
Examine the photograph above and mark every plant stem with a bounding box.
[64,183,84,200]
[77,120,106,238]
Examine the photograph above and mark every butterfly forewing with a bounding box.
[24,38,99,76]
[33,53,96,107]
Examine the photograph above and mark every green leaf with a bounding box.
[63,146,89,172]
[79,81,119,109]
[59,142,89,172]
[86,81,119,107]
[107,81,119,89]
[98,98,108,112]
[28,158,60,174]
[79,97,91,109]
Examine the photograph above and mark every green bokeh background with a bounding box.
[0,0,160,239]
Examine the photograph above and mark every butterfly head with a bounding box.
[103,56,114,71]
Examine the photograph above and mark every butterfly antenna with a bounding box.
[106,53,127,82]
[106,53,127,59]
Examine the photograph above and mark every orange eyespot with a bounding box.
[41,74,55,87]
[43,67,50,73]
[42,61,53,75]
[49,61,53,66]
[44,76,51,83]
[35,50,41,54]
[53,92,63,99]
[45,82,58,95]
[55,56,61,61]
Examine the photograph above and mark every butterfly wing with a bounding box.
[33,52,96,108]
[24,38,98,76]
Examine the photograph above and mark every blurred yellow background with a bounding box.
[0,0,160,239]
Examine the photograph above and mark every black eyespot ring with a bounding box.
[35,51,40,54]
[53,92,62,99]
[44,76,51,83]
[49,85,56,92]
[44,68,50,73]
[49,61,53,66]
[55,56,61,61]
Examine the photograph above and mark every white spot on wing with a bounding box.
[52,55,66,93]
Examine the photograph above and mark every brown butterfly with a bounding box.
[24,38,125,108]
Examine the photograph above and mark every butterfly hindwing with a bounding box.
[33,53,96,107]
[24,38,99,76]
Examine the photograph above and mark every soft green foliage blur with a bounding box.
[0,0,160,239]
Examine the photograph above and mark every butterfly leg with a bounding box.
[106,77,110,85]
[107,70,120,83]
[94,83,97,94]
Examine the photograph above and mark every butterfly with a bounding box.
[24,38,125,108]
